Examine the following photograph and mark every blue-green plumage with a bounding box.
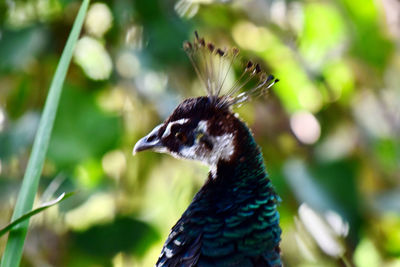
[133,32,281,267]
[155,117,281,267]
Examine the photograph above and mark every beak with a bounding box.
[133,124,163,155]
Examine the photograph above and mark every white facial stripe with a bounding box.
[162,118,189,138]
[146,124,163,146]
[179,120,235,172]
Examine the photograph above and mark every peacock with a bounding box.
[134,32,282,267]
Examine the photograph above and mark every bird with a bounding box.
[133,31,282,267]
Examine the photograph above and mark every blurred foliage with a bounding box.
[0,0,400,266]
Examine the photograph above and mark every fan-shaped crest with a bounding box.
[183,31,279,109]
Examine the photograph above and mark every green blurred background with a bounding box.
[0,0,400,266]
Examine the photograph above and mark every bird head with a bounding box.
[133,31,278,167]
[133,96,238,166]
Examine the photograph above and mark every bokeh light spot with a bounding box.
[65,193,115,231]
[125,25,143,49]
[0,108,5,132]
[84,3,113,38]
[74,36,112,80]
[290,111,321,144]
[102,150,127,181]
[298,203,345,258]
[175,0,200,19]
[116,52,140,79]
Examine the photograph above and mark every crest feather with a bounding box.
[183,31,279,109]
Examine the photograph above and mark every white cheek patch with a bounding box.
[162,118,190,138]
[197,120,208,133]
[210,133,235,164]
[153,146,169,154]
[179,120,235,169]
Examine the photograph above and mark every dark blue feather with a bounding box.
[156,120,282,267]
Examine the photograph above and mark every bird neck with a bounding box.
[215,116,267,180]
[197,120,277,211]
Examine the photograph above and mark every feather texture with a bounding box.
[156,117,281,267]
[134,32,282,267]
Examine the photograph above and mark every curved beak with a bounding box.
[133,124,163,155]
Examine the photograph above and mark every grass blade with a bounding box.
[0,192,74,237]
[0,1,90,266]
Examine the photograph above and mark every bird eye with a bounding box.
[175,132,187,143]
[147,135,156,142]
[196,132,204,141]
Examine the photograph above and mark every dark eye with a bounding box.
[147,135,156,142]
[175,132,187,143]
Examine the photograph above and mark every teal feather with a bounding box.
[156,120,282,267]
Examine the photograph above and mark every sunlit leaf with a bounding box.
[339,0,393,68]
[300,3,346,64]
[0,1,90,266]
[0,192,74,237]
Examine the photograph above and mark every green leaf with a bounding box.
[0,192,74,237]
[0,1,90,266]
[299,3,346,64]
[69,216,160,262]
[339,0,393,69]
